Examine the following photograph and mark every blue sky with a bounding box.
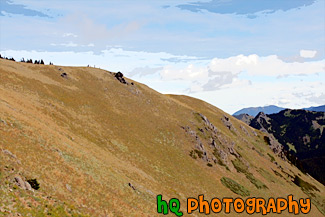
[0,0,324,114]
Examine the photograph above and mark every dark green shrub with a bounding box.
[264,136,271,145]
[194,149,203,158]
[27,178,40,190]
[293,175,319,192]
[246,173,268,189]
[189,150,197,159]
[220,177,250,196]
[232,159,248,173]
[267,153,275,162]
[232,159,268,189]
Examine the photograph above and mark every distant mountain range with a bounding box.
[233,105,325,116]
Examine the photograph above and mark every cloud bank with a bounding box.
[177,0,316,18]
[161,54,325,92]
[0,0,50,17]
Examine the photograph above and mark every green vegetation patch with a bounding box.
[232,158,248,173]
[267,153,275,163]
[189,149,204,159]
[220,177,250,197]
[189,150,197,159]
[258,168,277,183]
[245,173,268,189]
[193,112,204,123]
[213,149,226,167]
[292,176,324,215]
[293,175,319,192]
[194,149,203,158]
[232,159,268,189]
[286,142,297,153]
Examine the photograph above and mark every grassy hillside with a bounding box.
[0,59,324,216]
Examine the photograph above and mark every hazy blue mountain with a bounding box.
[303,105,325,112]
[233,105,325,116]
[233,105,285,116]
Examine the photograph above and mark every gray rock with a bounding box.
[128,182,136,190]
[2,149,17,159]
[115,72,128,84]
[24,181,32,191]
[264,134,286,160]
[14,175,32,190]
[221,115,237,132]
[61,72,68,78]
[240,125,250,136]
[198,113,218,134]
[66,184,72,192]
[14,175,25,188]
[233,113,254,125]
[1,119,7,126]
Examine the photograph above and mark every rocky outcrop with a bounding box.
[128,182,136,191]
[13,175,32,191]
[58,68,68,79]
[221,115,237,132]
[1,149,21,164]
[60,72,68,78]
[198,113,218,134]
[185,113,243,168]
[240,125,250,136]
[2,149,17,159]
[250,112,286,159]
[264,135,286,160]
[233,113,254,125]
[115,72,128,84]
[250,112,271,132]
[182,126,209,162]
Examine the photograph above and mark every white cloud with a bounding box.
[62,33,78,38]
[300,49,317,58]
[129,66,163,77]
[191,80,325,114]
[209,54,324,77]
[50,42,95,47]
[50,42,78,47]
[161,64,208,80]
[160,54,325,92]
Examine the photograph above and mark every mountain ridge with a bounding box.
[249,109,325,184]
